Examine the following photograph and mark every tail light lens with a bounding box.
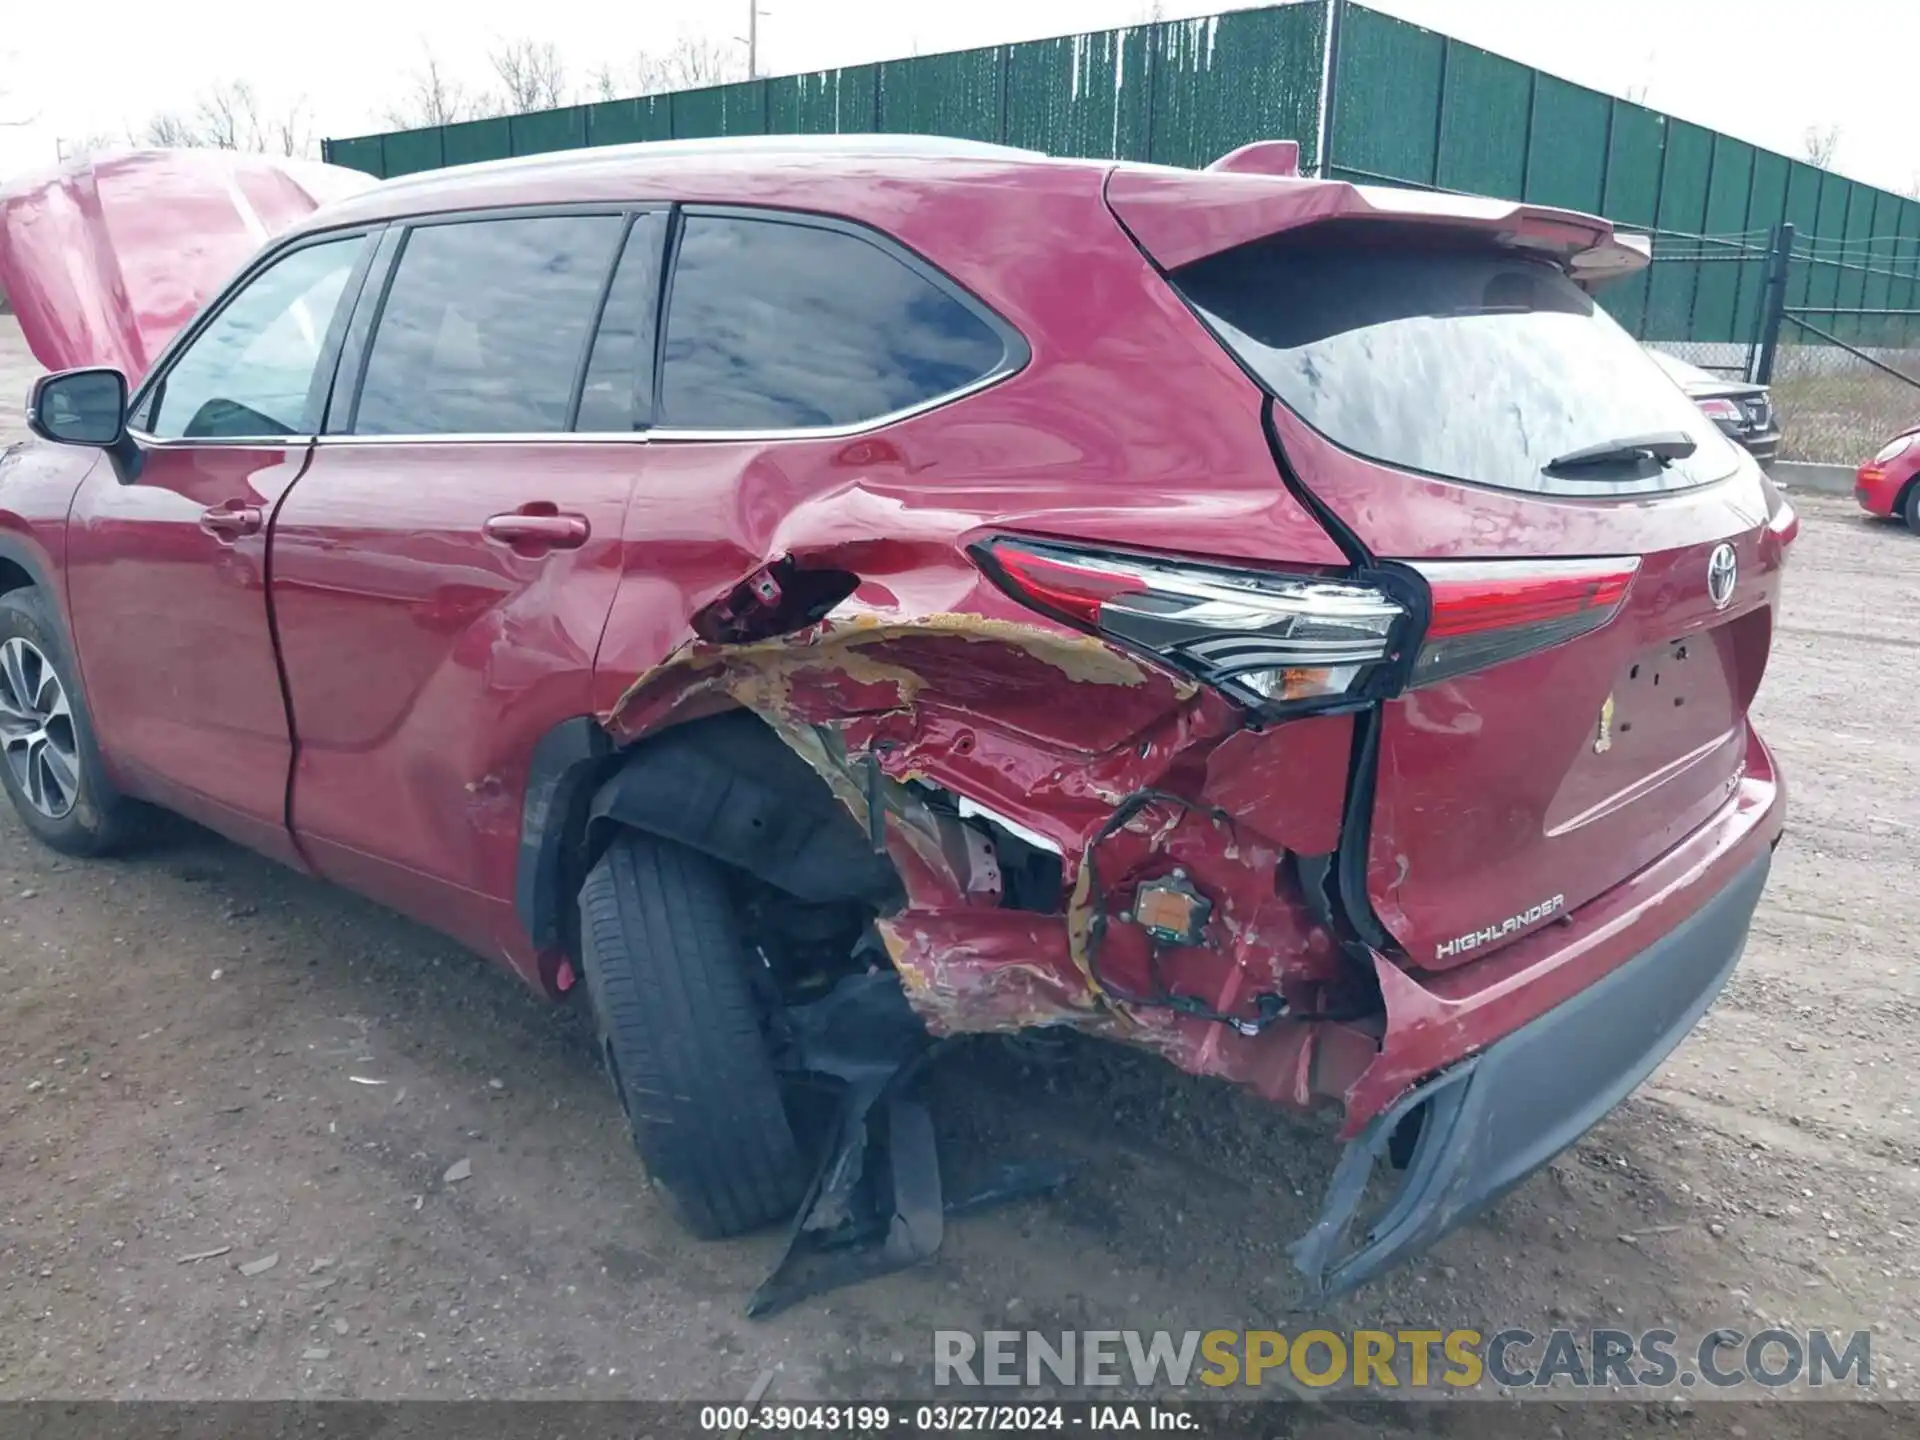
[1696,397,1743,424]
[1407,557,1638,687]
[976,540,1639,713]
[975,539,1409,713]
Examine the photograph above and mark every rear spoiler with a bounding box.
[1107,156,1650,288]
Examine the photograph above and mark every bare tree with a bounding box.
[383,51,485,127]
[264,100,313,158]
[581,36,744,102]
[135,81,313,157]
[57,132,123,160]
[627,35,746,96]
[192,80,263,150]
[587,62,624,103]
[1803,124,1842,168]
[141,111,205,148]
[491,38,568,112]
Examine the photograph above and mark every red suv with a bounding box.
[1,140,1791,1297]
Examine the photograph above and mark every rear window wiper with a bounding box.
[1544,430,1698,474]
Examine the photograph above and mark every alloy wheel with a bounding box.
[0,637,81,820]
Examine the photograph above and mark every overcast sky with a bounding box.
[4,0,1917,197]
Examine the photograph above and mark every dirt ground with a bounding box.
[2,320,1918,1417]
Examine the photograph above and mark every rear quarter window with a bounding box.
[1173,227,1743,496]
[658,214,1015,432]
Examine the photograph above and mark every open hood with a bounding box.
[0,149,376,379]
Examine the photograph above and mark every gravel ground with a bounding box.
[2,319,1918,1423]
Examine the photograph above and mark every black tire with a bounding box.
[578,830,807,1238]
[1903,481,1920,535]
[0,587,144,856]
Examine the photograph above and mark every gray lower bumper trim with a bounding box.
[1290,850,1771,1300]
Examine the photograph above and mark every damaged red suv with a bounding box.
[0,139,1791,1298]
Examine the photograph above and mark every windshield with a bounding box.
[1173,227,1742,496]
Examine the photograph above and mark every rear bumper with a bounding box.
[1290,721,1782,1299]
[1291,846,1769,1299]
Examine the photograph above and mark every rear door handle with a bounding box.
[200,502,263,540]
[482,508,590,555]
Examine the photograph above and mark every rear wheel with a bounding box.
[577,830,808,1238]
[0,587,143,856]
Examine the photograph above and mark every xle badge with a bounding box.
[1593,693,1615,754]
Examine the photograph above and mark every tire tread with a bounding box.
[579,832,805,1238]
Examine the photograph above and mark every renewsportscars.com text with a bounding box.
[933,1327,1871,1392]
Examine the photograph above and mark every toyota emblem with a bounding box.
[1706,543,1738,610]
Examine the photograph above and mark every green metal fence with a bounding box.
[1321,5,1920,351]
[323,0,1920,352]
[326,5,1330,180]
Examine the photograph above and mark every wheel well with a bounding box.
[0,556,33,596]
[586,710,900,905]
[518,708,906,998]
[1898,476,1920,520]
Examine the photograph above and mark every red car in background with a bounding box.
[1,140,1792,1299]
[1856,428,1920,530]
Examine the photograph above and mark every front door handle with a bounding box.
[200,502,263,540]
[482,507,590,556]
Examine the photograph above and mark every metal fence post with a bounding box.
[1315,0,1345,178]
[1753,221,1794,385]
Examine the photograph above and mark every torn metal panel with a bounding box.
[875,906,1375,1110]
[603,583,1384,1111]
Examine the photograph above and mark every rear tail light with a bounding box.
[1696,398,1743,423]
[1408,557,1638,687]
[976,540,1639,713]
[975,539,1409,713]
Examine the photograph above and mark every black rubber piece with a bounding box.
[578,829,808,1239]
[0,586,145,857]
[1902,480,1920,535]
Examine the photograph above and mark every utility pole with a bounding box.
[742,2,769,79]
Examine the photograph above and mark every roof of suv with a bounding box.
[298,133,1645,290]
[309,134,1096,229]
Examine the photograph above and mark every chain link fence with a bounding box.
[1643,340,1753,379]
[1768,330,1920,464]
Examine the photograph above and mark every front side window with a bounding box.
[146,236,365,440]
[353,215,625,436]
[659,214,1011,431]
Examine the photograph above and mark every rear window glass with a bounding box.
[1173,229,1742,495]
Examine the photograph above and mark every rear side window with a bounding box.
[353,215,624,436]
[659,214,1011,431]
[1173,228,1742,494]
